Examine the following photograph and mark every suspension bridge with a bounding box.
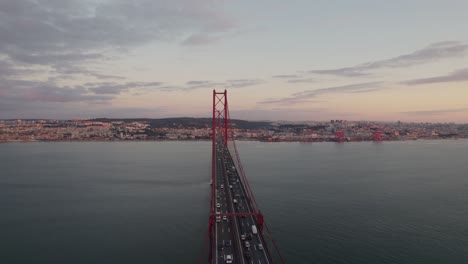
[201,90,285,264]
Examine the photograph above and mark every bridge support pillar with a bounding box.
[335,130,345,142]
[257,213,264,233]
[373,129,383,142]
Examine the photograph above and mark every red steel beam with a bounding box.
[209,90,216,264]
[211,90,216,214]
[223,90,228,145]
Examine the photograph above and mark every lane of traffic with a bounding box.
[221,145,269,264]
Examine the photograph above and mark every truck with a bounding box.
[251,225,258,235]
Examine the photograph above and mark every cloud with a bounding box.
[0,58,40,78]
[287,78,316,83]
[0,0,242,118]
[0,0,237,80]
[258,98,320,105]
[181,14,237,46]
[0,0,235,53]
[0,60,18,77]
[0,78,170,119]
[87,73,126,80]
[0,99,164,119]
[401,68,468,85]
[227,79,264,88]
[309,68,370,77]
[182,79,264,90]
[87,84,134,95]
[272,75,301,78]
[51,64,126,80]
[0,79,166,105]
[7,52,106,66]
[182,33,221,46]
[1,81,113,103]
[79,78,263,96]
[186,80,211,85]
[309,41,468,77]
[293,82,382,96]
[87,81,164,94]
[271,75,318,83]
[226,79,253,83]
[259,82,382,105]
[400,108,468,116]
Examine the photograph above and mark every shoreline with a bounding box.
[1,137,465,144]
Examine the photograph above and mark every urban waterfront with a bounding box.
[1,140,468,263]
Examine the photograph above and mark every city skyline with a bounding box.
[1,0,468,122]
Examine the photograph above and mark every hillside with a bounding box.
[90,117,272,130]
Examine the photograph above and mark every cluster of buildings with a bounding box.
[255,120,466,142]
[0,119,212,142]
[0,119,467,143]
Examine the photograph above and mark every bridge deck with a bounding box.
[213,141,271,264]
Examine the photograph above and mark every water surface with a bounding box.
[1,140,468,263]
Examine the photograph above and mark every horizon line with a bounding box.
[1,117,466,125]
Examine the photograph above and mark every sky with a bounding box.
[1,0,468,122]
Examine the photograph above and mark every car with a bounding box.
[244,241,250,248]
[220,185,224,189]
[218,245,224,251]
[225,254,233,263]
[258,244,264,250]
[240,234,245,240]
[216,216,221,222]
[251,225,258,235]
[229,185,233,189]
[222,216,227,221]
[216,203,221,208]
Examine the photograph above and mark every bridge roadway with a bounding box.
[214,141,271,264]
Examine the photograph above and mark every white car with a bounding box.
[222,216,227,221]
[225,254,233,263]
[258,244,264,250]
[216,203,221,208]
